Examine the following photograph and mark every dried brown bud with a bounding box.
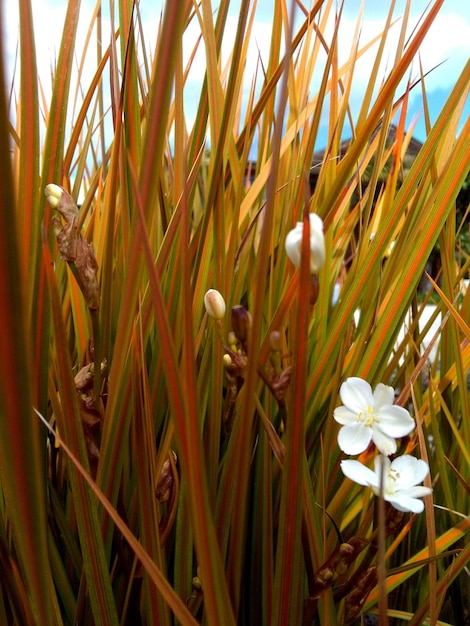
[385,501,405,536]
[74,360,107,391]
[54,217,77,261]
[231,305,252,349]
[344,566,377,624]
[73,237,100,310]
[46,184,100,310]
[270,366,292,402]
[74,364,94,391]
[309,274,320,306]
[339,542,355,558]
[45,184,79,224]
[223,348,247,377]
[156,451,177,503]
[315,568,334,586]
[310,536,368,598]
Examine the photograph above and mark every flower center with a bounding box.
[358,405,376,426]
[384,468,401,495]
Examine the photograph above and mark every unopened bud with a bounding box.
[44,183,63,209]
[231,305,252,347]
[47,185,100,310]
[204,289,226,320]
[339,543,355,558]
[309,274,320,306]
[285,213,325,274]
[156,451,177,503]
[384,240,396,259]
[228,331,238,350]
[269,331,282,352]
[45,183,79,224]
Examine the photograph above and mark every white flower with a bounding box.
[333,377,415,456]
[204,289,226,320]
[341,454,432,513]
[285,213,325,274]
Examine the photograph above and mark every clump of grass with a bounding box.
[1,1,469,624]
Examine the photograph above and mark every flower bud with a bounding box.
[231,305,252,347]
[155,451,177,503]
[384,239,396,259]
[46,185,100,310]
[269,330,282,352]
[44,183,63,209]
[192,576,202,590]
[309,274,320,306]
[223,353,233,368]
[228,331,238,350]
[285,213,325,274]
[45,183,79,224]
[204,289,226,319]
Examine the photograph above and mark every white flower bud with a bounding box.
[204,289,226,320]
[285,213,325,274]
[44,184,64,209]
[223,353,233,368]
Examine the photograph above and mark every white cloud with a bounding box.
[413,13,470,89]
[6,1,468,93]
[4,0,469,146]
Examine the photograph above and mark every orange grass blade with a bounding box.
[274,210,312,625]
[0,35,56,625]
[42,241,120,625]
[15,0,40,288]
[364,518,470,611]
[33,0,82,417]
[35,408,199,625]
[127,162,236,625]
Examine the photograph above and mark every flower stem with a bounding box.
[377,455,389,626]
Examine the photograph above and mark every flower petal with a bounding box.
[372,383,395,408]
[373,454,391,473]
[376,405,415,436]
[339,378,374,413]
[385,493,426,513]
[342,453,432,514]
[285,216,326,274]
[285,223,302,269]
[371,427,397,455]
[400,486,433,499]
[333,405,357,425]
[390,456,430,487]
[308,214,326,273]
[338,423,372,455]
[340,460,379,487]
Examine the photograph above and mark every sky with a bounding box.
[4,0,470,149]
